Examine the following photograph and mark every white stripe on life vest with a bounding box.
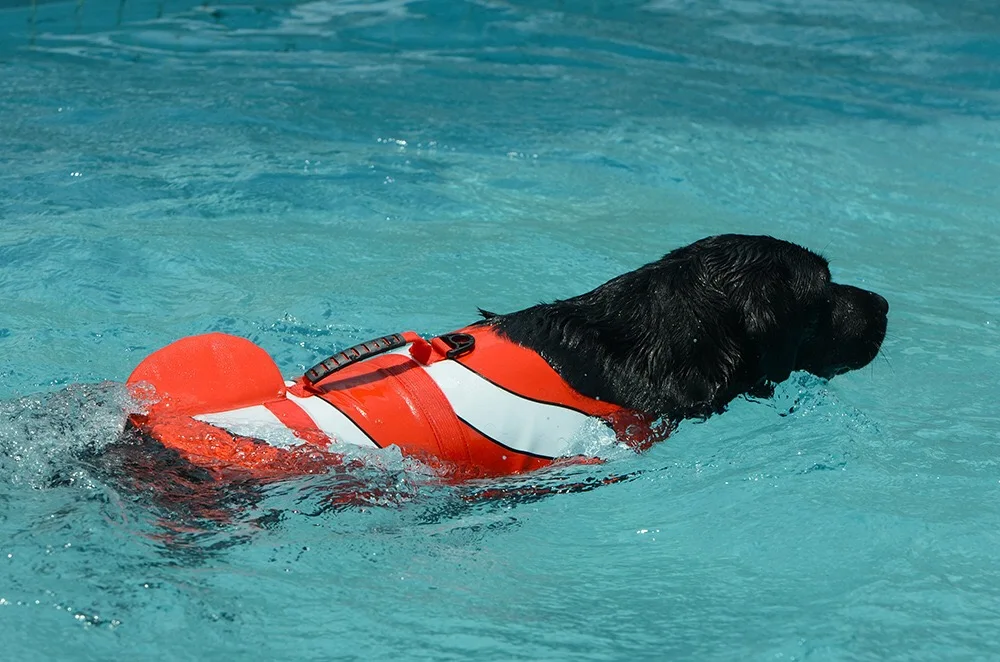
[194,405,300,449]
[421,358,614,458]
[285,391,378,449]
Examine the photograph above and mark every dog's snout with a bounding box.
[871,292,888,316]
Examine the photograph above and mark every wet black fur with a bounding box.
[490,234,888,422]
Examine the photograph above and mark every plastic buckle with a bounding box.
[438,332,476,359]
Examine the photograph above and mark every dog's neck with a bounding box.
[490,266,766,422]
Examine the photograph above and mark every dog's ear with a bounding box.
[733,276,806,386]
[733,249,832,387]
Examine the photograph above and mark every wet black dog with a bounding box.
[488,234,888,424]
[94,233,887,514]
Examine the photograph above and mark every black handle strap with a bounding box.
[304,333,407,384]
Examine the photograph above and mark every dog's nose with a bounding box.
[871,292,889,316]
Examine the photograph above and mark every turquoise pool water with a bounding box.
[1,0,998,658]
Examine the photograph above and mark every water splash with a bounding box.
[0,382,130,489]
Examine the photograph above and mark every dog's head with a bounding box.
[670,235,888,398]
[495,234,888,420]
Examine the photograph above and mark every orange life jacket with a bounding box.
[126,325,665,480]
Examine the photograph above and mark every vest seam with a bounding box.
[450,357,603,417]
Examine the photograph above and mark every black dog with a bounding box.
[489,234,887,423]
[119,233,888,488]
